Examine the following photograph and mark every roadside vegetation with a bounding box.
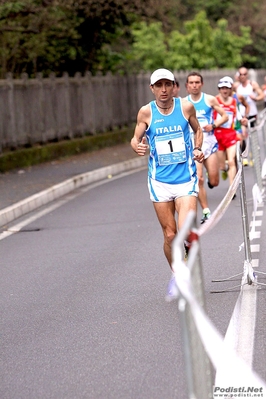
[0,0,265,78]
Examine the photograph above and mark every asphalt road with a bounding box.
[1,163,266,399]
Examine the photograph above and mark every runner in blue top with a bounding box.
[186,72,228,224]
[146,97,198,185]
[131,68,204,301]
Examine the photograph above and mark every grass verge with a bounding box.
[0,127,133,173]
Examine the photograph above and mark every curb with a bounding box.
[0,156,148,228]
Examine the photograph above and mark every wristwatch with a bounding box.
[212,123,216,129]
[193,147,202,151]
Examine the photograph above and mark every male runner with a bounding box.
[131,68,204,301]
[214,77,239,196]
[186,72,228,223]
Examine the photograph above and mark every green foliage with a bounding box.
[0,0,264,76]
[0,0,147,77]
[127,11,254,71]
[195,0,233,21]
[131,22,167,70]
[212,21,254,68]
[168,11,214,70]
[0,1,80,77]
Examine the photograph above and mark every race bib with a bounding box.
[197,116,209,129]
[197,116,212,134]
[155,132,186,165]
[217,110,234,129]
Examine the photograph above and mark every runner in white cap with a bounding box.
[131,68,204,301]
[213,77,239,197]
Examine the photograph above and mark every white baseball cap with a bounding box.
[221,76,234,84]
[150,68,175,85]
[218,76,234,88]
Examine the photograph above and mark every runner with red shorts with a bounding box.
[213,77,239,198]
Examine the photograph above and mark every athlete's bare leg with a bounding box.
[175,195,197,230]
[196,161,209,210]
[153,201,176,268]
[226,145,237,185]
[217,150,227,171]
[204,152,219,187]
[153,195,197,269]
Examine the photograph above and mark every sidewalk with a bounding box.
[0,143,145,227]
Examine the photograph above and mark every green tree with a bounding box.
[196,0,266,68]
[0,0,264,76]
[0,0,183,77]
[212,20,254,68]
[168,11,214,70]
[127,11,254,72]
[226,0,266,68]
[130,22,167,71]
[0,0,80,77]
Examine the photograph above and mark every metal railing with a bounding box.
[173,109,266,398]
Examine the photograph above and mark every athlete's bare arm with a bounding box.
[251,81,264,102]
[131,105,150,156]
[182,99,204,163]
[237,94,249,126]
[205,94,228,132]
[238,94,250,116]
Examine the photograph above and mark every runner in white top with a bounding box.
[235,67,264,127]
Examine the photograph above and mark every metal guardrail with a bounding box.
[173,109,266,398]
[248,110,266,194]
[175,212,214,398]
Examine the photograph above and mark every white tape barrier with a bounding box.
[172,246,266,391]
[262,159,266,179]
[215,284,258,391]
[195,161,262,285]
[197,165,242,238]
[176,113,266,395]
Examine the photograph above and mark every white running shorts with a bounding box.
[148,176,199,202]
[191,132,218,160]
[202,133,218,159]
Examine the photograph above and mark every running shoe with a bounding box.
[165,276,178,302]
[200,211,211,224]
[207,180,214,189]
[184,243,190,261]
[221,164,229,180]
[206,172,214,189]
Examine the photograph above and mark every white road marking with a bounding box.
[250,220,262,227]
[253,210,263,217]
[252,231,261,239]
[251,244,260,252]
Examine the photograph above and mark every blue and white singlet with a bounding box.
[145,97,196,184]
[186,93,213,133]
[186,93,218,158]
